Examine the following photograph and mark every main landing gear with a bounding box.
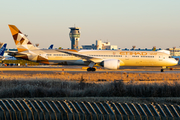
[87,67,96,71]
[161,69,164,72]
[87,62,96,71]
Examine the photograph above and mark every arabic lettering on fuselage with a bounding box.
[119,52,157,56]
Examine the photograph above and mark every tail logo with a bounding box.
[8,25,49,64]
[8,25,37,52]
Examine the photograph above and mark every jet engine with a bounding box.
[100,59,120,69]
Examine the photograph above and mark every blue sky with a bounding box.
[1,0,180,49]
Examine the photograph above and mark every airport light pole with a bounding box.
[173,47,176,56]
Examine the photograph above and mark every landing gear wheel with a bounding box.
[161,69,164,72]
[92,68,96,71]
[87,68,91,71]
[87,68,96,72]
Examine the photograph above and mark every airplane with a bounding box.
[0,43,7,60]
[8,25,178,72]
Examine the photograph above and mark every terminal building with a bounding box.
[82,40,118,50]
[69,26,117,50]
[166,47,180,56]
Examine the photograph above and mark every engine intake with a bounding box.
[100,59,120,69]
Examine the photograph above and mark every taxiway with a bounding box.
[0,65,180,74]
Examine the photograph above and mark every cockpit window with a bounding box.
[169,56,172,58]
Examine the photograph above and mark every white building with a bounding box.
[82,40,117,50]
[166,47,180,56]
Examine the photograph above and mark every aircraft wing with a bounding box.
[56,49,103,63]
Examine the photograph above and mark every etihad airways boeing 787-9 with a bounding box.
[8,25,178,71]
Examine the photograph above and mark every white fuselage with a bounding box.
[17,49,178,67]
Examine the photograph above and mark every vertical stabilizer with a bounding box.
[0,43,7,56]
[48,44,54,49]
[8,25,39,52]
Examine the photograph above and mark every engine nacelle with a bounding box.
[100,59,120,69]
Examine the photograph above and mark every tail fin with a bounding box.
[8,25,39,52]
[0,43,7,56]
[48,44,54,49]
[152,46,156,51]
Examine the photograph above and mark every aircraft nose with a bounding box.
[172,58,179,65]
[175,58,179,61]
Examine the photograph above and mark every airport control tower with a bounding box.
[69,27,80,49]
